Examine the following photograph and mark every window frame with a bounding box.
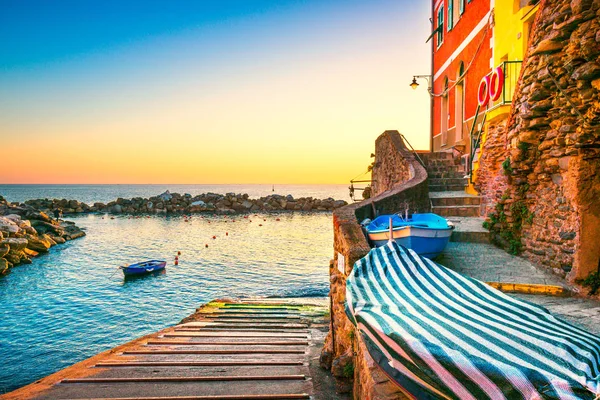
[436,3,444,48]
[447,0,454,31]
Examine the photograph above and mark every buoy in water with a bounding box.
[212,235,216,239]
[226,232,229,236]
[258,224,263,227]
[276,218,281,221]
[177,251,181,255]
[205,244,208,248]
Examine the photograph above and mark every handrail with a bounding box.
[398,133,426,169]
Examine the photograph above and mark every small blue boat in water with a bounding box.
[120,260,167,276]
[365,213,454,259]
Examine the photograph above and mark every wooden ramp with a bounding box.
[4,298,329,400]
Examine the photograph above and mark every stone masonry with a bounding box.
[475,0,600,282]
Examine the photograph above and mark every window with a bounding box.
[437,5,444,47]
[448,0,454,31]
[459,0,465,15]
[455,62,465,140]
[441,77,449,146]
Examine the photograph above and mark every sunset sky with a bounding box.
[0,0,431,184]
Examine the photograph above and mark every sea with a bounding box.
[0,184,350,393]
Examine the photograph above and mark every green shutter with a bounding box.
[448,0,453,31]
[437,6,444,46]
[459,0,465,14]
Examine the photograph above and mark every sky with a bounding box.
[0,0,432,184]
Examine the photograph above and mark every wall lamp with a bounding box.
[410,75,433,92]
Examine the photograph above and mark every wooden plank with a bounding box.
[146,341,308,346]
[175,328,309,333]
[179,324,308,329]
[82,394,310,400]
[95,361,304,367]
[163,333,309,339]
[200,314,300,321]
[61,375,306,383]
[123,349,305,355]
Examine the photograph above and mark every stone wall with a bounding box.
[475,0,600,281]
[321,130,429,398]
[371,133,413,197]
[474,119,511,216]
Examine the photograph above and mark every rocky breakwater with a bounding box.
[0,196,86,275]
[25,191,349,215]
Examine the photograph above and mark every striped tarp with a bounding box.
[345,241,600,400]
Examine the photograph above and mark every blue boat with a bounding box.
[364,213,454,259]
[120,260,167,276]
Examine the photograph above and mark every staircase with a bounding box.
[422,151,490,243]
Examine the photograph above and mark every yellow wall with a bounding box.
[467,1,538,195]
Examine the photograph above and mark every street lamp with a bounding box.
[410,78,419,90]
[410,75,432,92]
[410,74,434,152]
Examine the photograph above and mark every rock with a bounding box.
[331,353,354,378]
[23,248,39,258]
[4,214,22,223]
[190,200,206,207]
[51,236,66,244]
[63,225,86,240]
[531,38,563,55]
[571,62,600,81]
[26,235,52,252]
[0,258,8,274]
[319,350,333,369]
[0,244,9,258]
[30,220,64,236]
[0,217,20,234]
[1,238,28,251]
[158,191,173,202]
[5,250,24,264]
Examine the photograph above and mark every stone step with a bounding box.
[432,205,480,217]
[429,184,468,192]
[446,216,491,244]
[430,196,481,207]
[428,172,466,179]
[426,164,463,173]
[422,151,454,160]
[425,158,461,167]
[429,178,469,186]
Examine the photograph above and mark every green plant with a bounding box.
[500,229,523,255]
[517,183,530,196]
[579,272,600,296]
[502,157,513,175]
[343,363,355,378]
[348,330,355,340]
[482,220,491,230]
[517,141,531,152]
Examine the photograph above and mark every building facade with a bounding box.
[431,0,492,153]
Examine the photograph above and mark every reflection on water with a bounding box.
[0,212,333,392]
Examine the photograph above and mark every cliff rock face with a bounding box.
[476,0,600,281]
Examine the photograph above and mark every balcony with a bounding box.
[491,60,523,108]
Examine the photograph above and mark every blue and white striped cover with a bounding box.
[345,241,600,399]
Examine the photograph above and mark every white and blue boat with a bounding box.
[120,260,167,277]
[364,213,454,259]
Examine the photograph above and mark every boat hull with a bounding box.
[368,226,453,259]
[121,260,167,276]
[365,213,454,259]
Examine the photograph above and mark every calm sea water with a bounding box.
[0,185,343,393]
[0,184,350,204]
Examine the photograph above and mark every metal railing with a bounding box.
[491,60,522,108]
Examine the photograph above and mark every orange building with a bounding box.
[431,0,493,154]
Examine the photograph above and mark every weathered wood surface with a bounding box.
[2,298,329,400]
